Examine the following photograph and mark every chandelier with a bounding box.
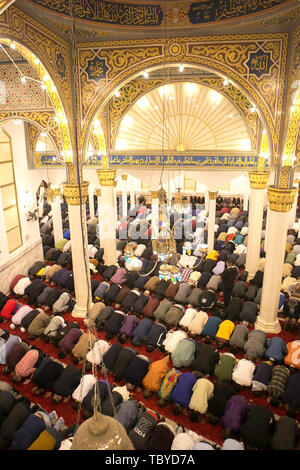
[173,187,184,213]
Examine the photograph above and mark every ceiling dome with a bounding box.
[115,81,251,152]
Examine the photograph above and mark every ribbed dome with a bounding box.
[115,82,251,152]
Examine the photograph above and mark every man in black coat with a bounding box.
[221,260,239,308]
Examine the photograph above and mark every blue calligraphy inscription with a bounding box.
[188,0,289,24]
[246,50,272,78]
[56,52,66,79]
[27,0,163,26]
[34,153,262,169]
[86,154,260,168]
[86,57,108,81]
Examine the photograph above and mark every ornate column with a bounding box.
[130,190,135,211]
[207,191,218,252]
[97,165,117,266]
[95,188,103,248]
[243,189,249,211]
[255,186,297,333]
[245,170,269,279]
[204,190,209,211]
[151,191,159,240]
[121,174,128,220]
[51,188,64,246]
[88,186,95,220]
[63,181,93,318]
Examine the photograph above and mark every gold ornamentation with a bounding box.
[284,87,300,165]
[0,0,15,14]
[63,182,89,205]
[108,75,258,152]
[0,6,73,161]
[121,174,128,181]
[79,34,287,165]
[97,168,116,186]
[151,191,158,199]
[279,165,291,189]
[95,188,101,197]
[267,185,297,212]
[208,191,218,200]
[249,172,270,189]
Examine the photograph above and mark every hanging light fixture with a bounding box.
[174,187,184,213]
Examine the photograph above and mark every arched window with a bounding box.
[0,127,22,253]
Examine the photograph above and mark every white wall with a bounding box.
[0,121,44,293]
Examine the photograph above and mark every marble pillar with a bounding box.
[255,186,297,333]
[95,188,103,249]
[51,188,63,246]
[151,191,159,240]
[63,181,93,318]
[245,171,269,279]
[121,174,128,220]
[207,191,218,252]
[97,168,117,266]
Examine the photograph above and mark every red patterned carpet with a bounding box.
[2,284,300,449]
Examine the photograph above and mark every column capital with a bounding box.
[267,185,297,212]
[95,188,101,197]
[97,168,116,186]
[63,182,89,205]
[249,171,270,189]
[151,191,159,200]
[208,191,218,200]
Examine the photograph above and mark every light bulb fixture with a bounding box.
[250,106,256,113]
[179,65,184,73]
[143,71,149,78]
[10,42,16,49]
[34,57,40,65]
[21,76,27,84]
[114,90,120,97]
[41,84,46,90]
[223,79,229,86]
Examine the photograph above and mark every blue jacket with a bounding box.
[132,318,153,346]
[63,229,70,240]
[201,316,222,338]
[264,337,287,362]
[171,372,197,407]
[11,414,45,450]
